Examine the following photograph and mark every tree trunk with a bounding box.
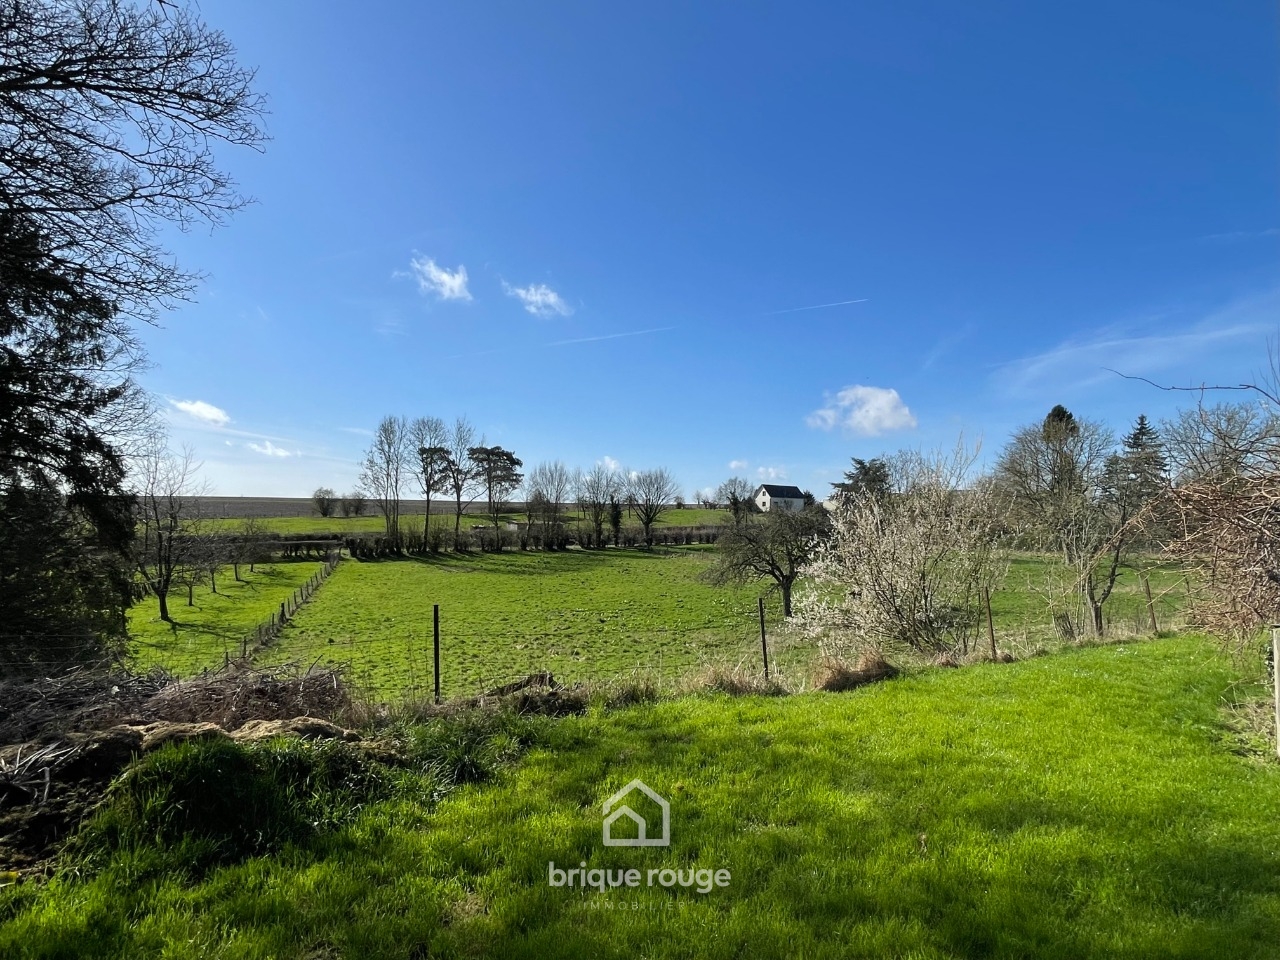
[1086,569,1103,637]
[187,583,194,606]
[781,581,793,617]
[158,589,171,622]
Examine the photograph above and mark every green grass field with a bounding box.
[992,554,1188,644]
[259,547,775,699]
[125,546,1190,696]
[207,507,732,536]
[5,635,1278,958]
[128,561,326,675]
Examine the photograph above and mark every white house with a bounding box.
[753,484,807,513]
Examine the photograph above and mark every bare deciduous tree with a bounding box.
[629,468,680,546]
[576,463,621,548]
[526,461,573,547]
[442,417,480,541]
[132,435,209,623]
[360,416,409,544]
[1156,397,1280,639]
[0,0,267,322]
[312,487,336,518]
[994,405,1130,636]
[715,476,754,523]
[237,515,268,576]
[1160,401,1279,485]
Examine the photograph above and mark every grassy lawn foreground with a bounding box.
[4,635,1279,958]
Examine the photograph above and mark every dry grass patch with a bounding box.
[814,649,900,692]
[676,663,790,696]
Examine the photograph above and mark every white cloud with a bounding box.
[993,294,1277,397]
[806,385,917,436]
[599,455,621,472]
[728,459,748,471]
[1201,228,1280,243]
[755,465,788,481]
[505,281,572,318]
[409,256,472,301]
[170,399,231,428]
[338,426,374,437]
[247,440,293,458]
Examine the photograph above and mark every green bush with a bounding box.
[405,710,548,787]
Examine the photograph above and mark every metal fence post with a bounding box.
[434,604,441,704]
[758,597,769,680]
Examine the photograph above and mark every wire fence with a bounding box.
[251,598,796,703]
[240,553,341,658]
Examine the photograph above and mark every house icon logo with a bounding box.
[602,779,670,847]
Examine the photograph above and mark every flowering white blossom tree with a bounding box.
[793,440,1007,658]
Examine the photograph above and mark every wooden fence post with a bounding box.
[985,586,997,659]
[758,597,769,681]
[1142,572,1158,634]
[1272,625,1280,761]
[433,604,441,705]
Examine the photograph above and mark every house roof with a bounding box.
[755,484,806,500]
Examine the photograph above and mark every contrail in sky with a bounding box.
[546,326,676,347]
[762,298,869,315]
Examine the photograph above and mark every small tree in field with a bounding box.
[577,463,621,548]
[410,415,448,537]
[629,468,679,546]
[360,415,409,544]
[526,461,572,547]
[796,441,1006,657]
[716,476,754,523]
[133,438,209,623]
[312,487,336,517]
[470,445,523,549]
[341,490,367,517]
[708,506,830,616]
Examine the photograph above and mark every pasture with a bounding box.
[205,506,731,536]
[6,635,1279,958]
[258,547,779,698]
[125,546,1191,696]
[127,561,327,675]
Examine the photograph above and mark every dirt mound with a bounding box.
[0,661,352,746]
[0,714,367,876]
[230,717,360,743]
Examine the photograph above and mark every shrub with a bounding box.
[66,737,391,880]
[405,710,548,787]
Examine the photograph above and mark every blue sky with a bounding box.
[145,1,1279,498]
